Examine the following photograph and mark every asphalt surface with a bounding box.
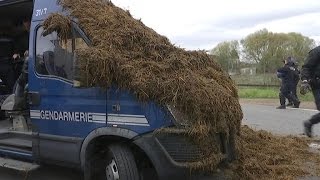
[0,103,319,180]
[0,166,82,180]
[242,103,320,137]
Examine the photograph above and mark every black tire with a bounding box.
[92,143,140,180]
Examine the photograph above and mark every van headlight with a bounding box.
[166,105,190,127]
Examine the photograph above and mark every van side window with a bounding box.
[35,27,88,81]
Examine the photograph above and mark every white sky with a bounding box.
[112,0,320,50]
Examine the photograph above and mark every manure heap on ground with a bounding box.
[230,126,320,180]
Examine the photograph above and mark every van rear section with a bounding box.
[0,0,236,179]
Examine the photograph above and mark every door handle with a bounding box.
[28,91,41,106]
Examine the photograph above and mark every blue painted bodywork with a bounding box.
[29,1,173,138]
[0,0,174,164]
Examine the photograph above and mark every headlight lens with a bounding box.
[166,105,190,127]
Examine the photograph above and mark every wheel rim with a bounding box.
[105,159,120,180]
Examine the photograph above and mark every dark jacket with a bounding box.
[277,64,295,88]
[301,46,320,87]
[13,31,29,57]
[287,61,300,84]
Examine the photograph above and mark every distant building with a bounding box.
[240,67,256,75]
[228,71,237,75]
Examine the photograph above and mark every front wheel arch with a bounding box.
[82,134,157,180]
[90,143,140,180]
[80,127,138,170]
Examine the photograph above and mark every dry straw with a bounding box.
[45,0,242,167]
[42,0,320,179]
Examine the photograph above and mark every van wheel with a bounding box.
[93,144,139,180]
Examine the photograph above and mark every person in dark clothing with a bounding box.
[0,17,30,95]
[301,46,320,137]
[276,58,300,109]
[14,58,29,109]
[17,58,28,90]
[286,57,300,107]
[12,17,30,60]
[0,61,15,94]
[0,38,15,94]
[11,17,30,86]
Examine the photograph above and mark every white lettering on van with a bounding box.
[39,110,94,123]
[35,8,48,17]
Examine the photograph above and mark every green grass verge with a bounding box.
[231,74,279,86]
[238,86,314,101]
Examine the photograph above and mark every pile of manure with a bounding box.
[42,1,320,179]
[43,0,242,170]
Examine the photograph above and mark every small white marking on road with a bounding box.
[309,143,320,150]
[287,107,319,112]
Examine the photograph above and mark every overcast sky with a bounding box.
[112,0,320,50]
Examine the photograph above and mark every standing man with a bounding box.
[301,46,320,137]
[286,57,300,107]
[12,16,30,60]
[12,17,30,82]
[276,58,300,109]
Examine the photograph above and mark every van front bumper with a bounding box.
[133,132,233,179]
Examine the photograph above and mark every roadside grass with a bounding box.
[231,74,279,86]
[238,86,314,101]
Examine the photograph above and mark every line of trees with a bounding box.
[211,29,316,74]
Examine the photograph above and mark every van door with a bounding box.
[28,24,107,165]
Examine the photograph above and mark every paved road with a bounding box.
[242,103,320,137]
[0,166,82,180]
[1,103,320,179]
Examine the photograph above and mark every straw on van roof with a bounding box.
[42,0,320,179]
[43,0,242,170]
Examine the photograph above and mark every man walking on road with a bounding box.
[301,46,320,137]
[287,57,300,107]
[276,57,300,109]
